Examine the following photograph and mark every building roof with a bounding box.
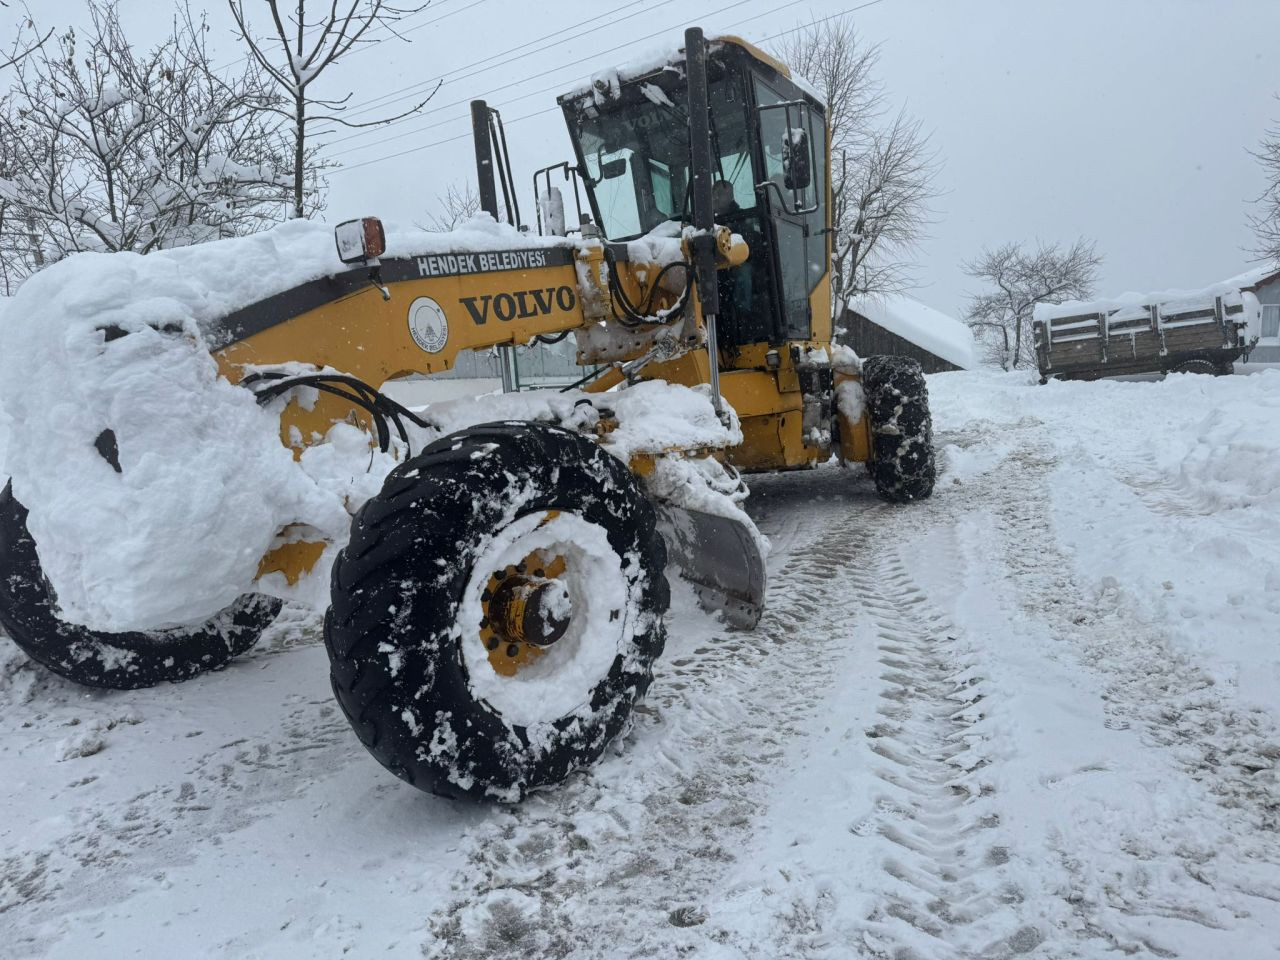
[847,294,977,370]
[1234,264,1280,292]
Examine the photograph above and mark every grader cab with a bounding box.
[0,30,935,801]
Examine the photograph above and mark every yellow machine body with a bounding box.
[204,36,873,587]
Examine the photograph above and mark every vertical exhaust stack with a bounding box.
[470,100,500,219]
[471,99,516,393]
[683,27,724,419]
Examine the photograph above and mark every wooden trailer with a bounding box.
[1032,288,1253,382]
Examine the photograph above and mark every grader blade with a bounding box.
[655,504,766,630]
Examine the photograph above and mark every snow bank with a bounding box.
[929,368,1280,711]
[847,294,977,369]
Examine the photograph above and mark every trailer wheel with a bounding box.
[0,481,281,689]
[1171,359,1219,376]
[862,356,936,503]
[325,421,668,802]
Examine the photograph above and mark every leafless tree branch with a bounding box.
[774,16,941,304]
[962,238,1103,370]
[1248,99,1280,264]
[419,180,479,232]
[226,0,434,218]
[0,0,299,288]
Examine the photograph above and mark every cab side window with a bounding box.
[755,78,826,341]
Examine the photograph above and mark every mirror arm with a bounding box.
[755,180,819,218]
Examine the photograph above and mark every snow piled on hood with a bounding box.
[0,252,347,632]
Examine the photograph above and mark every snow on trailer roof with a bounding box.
[847,294,978,370]
[1033,272,1264,326]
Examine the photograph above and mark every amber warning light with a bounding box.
[334,217,386,264]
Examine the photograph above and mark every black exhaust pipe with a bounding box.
[471,99,500,220]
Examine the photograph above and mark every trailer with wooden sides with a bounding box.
[1032,288,1254,382]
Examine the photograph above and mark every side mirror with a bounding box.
[755,100,820,217]
[783,127,811,191]
[334,217,386,264]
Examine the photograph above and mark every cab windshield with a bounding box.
[572,74,756,240]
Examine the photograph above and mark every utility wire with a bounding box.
[327,0,661,127]
[331,0,890,176]
[325,0,763,160]
[213,0,473,76]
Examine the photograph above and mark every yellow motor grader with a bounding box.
[0,29,935,801]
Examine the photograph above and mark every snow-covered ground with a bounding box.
[2,369,1278,958]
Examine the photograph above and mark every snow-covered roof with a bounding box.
[847,294,977,370]
[562,35,821,103]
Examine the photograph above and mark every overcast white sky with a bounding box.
[17,0,1280,318]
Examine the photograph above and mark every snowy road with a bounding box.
[3,370,1279,958]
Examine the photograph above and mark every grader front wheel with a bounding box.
[324,422,669,802]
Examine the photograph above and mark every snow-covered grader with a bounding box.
[0,30,935,801]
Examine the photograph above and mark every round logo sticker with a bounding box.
[407,296,448,353]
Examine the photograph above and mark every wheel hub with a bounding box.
[489,575,572,648]
[480,551,570,677]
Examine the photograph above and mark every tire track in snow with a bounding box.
[950,426,1280,957]
[1116,456,1223,518]
[848,539,1039,960]
[0,614,363,954]
[419,489,893,958]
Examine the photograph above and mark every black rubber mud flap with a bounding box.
[0,481,280,689]
[324,421,669,802]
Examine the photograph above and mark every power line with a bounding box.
[214,0,477,76]
[322,0,763,158]
[322,0,862,157]
[331,0,891,177]
[329,0,660,127]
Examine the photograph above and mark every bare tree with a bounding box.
[0,4,52,74]
[774,17,940,302]
[1249,109,1280,263]
[227,0,438,219]
[0,1,295,282]
[963,239,1103,370]
[1,3,291,261]
[421,181,479,232]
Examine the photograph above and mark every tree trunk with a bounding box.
[293,95,306,219]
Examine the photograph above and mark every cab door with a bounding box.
[753,77,826,344]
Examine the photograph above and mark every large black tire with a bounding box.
[0,481,281,689]
[862,356,936,503]
[1170,358,1221,376]
[324,421,669,802]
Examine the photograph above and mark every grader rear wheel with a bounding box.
[324,421,668,802]
[0,481,281,689]
[862,355,937,503]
